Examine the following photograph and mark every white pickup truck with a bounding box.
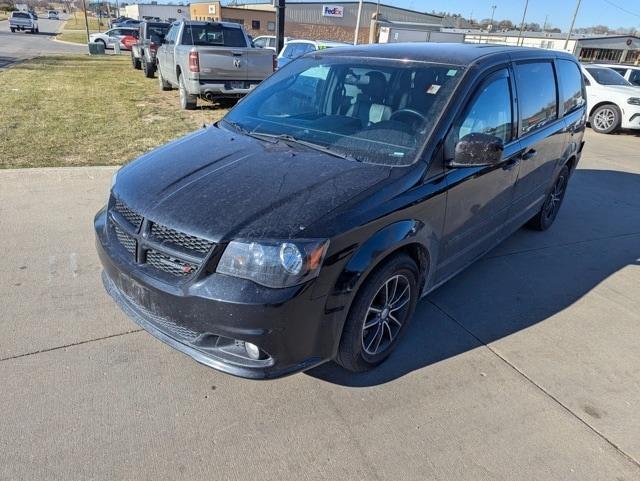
[9,11,39,33]
[156,20,275,110]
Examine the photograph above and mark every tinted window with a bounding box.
[585,67,631,86]
[181,24,246,47]
[515,62,558,134]
[557,60,585,114]
[13,12,29,18]
[628,70,640,86]
[147,23,169,39]
[457,73,512,144]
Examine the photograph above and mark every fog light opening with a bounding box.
[244,342,261,360]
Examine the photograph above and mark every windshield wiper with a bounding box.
[221,119,278,143]
[248,132,360,162]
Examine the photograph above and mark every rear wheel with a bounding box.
[590,104,621,134]
[96,39,106,49]
[527,165,570,231]
[131,52,141,69]
[336,253,419,373]
[178,74,197,110]
[10,27,15,32]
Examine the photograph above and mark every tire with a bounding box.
[178,74,197,110]
[336,253,420,373]
[131,52,141,70]
[35,27,39,33]
[10,28,15,33]
[157,64,172,91]
[527,165,570,231]
[96,39,106,49]
[590,104,621,134]
[143,57,155,78]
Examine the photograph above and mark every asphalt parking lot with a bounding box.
[1,129,639,480]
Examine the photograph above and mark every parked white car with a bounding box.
[604,64,640,87]
[277,39,349,68]
[581,65,640,134]
[89,27,139,50]
[252,35,293,51]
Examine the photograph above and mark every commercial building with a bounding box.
[189,1,442,43]
[458,30,640,65]
[124,4,190,22]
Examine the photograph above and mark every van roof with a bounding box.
[319,42,576,66]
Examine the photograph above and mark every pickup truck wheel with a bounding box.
[157,66,172,91]
[143,58,155,78]
[35,27,39,33]
[527,165,569,231]
[336,253,419,373]
[178,75,197,110]
[131,52,141,70]
[10,27,15,32]
[590,104,621,134]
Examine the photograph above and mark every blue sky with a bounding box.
[229,0,640,30]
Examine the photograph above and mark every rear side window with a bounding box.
[514,62,558,134]
[628,70,640,86]
[181,24,246,47]
[147,24,169,39]
[557,60,585,114]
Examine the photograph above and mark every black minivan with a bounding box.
[95,43,586,378]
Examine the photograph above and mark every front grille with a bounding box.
[109,198,214,279]
[113,223,136,255]
[114,199,143,228]
[150,223,214,254]
[146,250,197,277]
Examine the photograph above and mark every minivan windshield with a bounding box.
[223,56,464,166]
[586,67,632,86]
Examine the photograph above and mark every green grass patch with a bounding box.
[63,13,104,31]
[58,30,90,44]
[0,55,228,168]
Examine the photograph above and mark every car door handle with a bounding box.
[232,52,244,56]
[521,149,537,161]
[502,157,520,171]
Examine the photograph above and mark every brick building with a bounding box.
[189,1,442,44]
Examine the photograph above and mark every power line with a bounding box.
[602,0,640,19]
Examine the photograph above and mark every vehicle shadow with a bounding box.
[307,169,640,387]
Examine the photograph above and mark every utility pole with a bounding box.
[489,4,497,32]
[542,14,548,32]
[275,0,285,54]
[564,0,582,51]
[353,0,363,45]
[81,0,90,43]
[517,0,529,47]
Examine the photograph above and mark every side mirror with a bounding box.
[450,132,504,167]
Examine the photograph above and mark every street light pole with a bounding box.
[353,0,363,45]
[517,0,529,47]
[564,0,582,51]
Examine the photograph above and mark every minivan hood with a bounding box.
[113,126,392,241]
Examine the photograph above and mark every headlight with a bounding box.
[216,239,329,288]
[628,97,640,106]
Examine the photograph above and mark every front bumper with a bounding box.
[95,208,336,379]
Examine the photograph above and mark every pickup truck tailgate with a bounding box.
[195,47,249,81]
[245,49,274,82]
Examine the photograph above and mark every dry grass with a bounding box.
[58,13,107,44]
[0,55,229,168]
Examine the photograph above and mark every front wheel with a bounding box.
[10,27,15,32]
[590,104,621,134]
[527,165,570,231]
[96,39,106,49]
[336,253,419,373]
[178,74,197,110]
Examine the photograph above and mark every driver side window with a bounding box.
[457,72,513,145]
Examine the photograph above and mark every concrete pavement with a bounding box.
[0,17,84,68]
[0,130,639,480]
